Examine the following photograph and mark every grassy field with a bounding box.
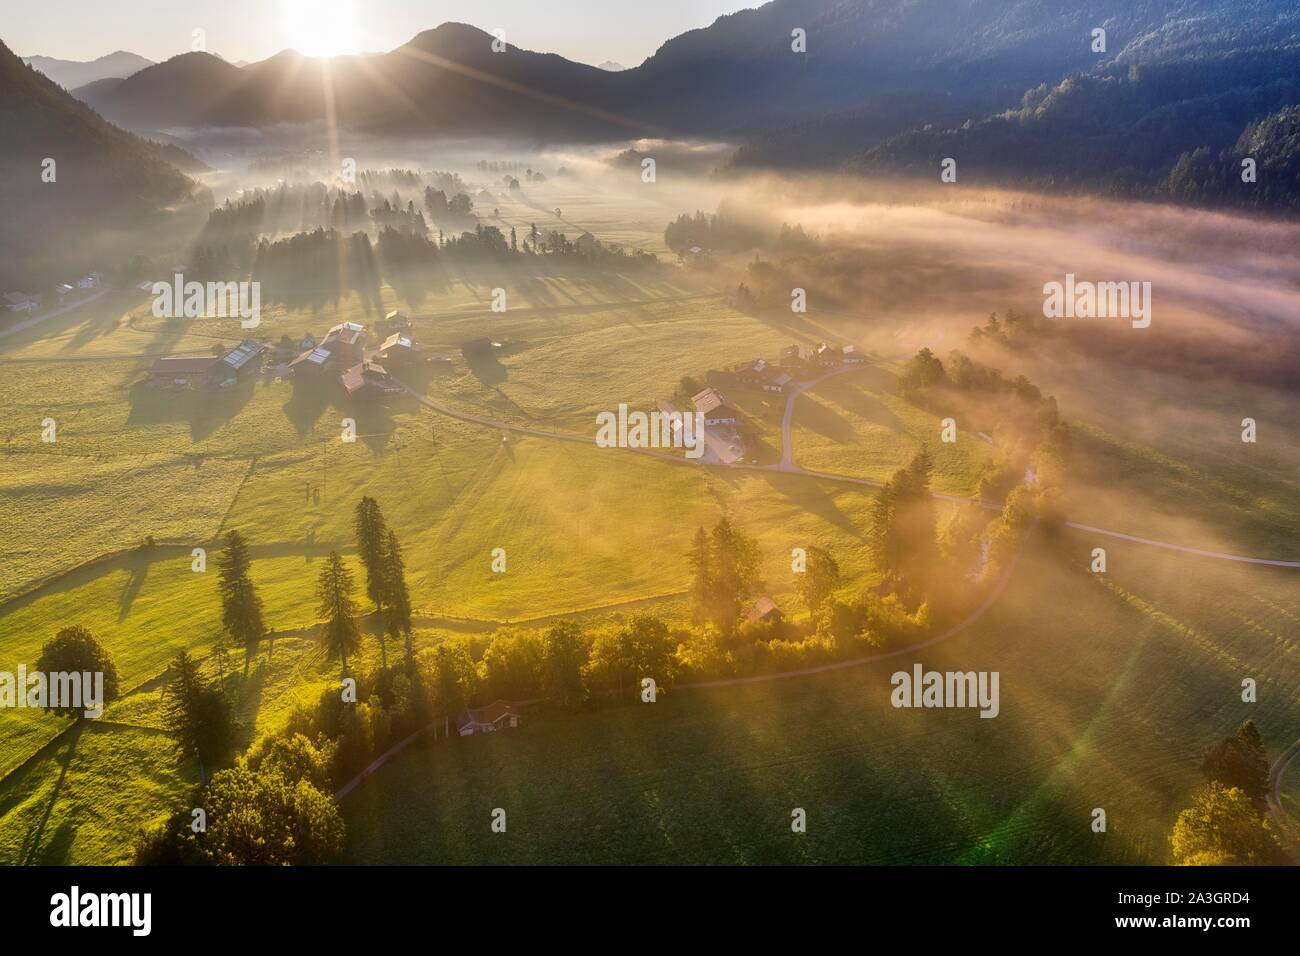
[1,181,1295,866]
[340,535,1300,864]
[791,363,993,496]
[0,258,913,863]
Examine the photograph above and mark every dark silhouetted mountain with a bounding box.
[77,23,636,139]
[22,50,153,89]
[0,39,210,288]
[75,50,245,127]
[835,45,1300,209]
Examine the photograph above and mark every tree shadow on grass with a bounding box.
[282,376,336,438]
[793,392,858,446]
[823,378,906,432]
[118,561,149,623]
[17,723,81,866]
[126,377,257,442]
[465,353,508,387]
[228,657,268,731]
[339,399,398,455]
[758,470,867,541]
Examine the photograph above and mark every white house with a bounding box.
[692,387,740,426]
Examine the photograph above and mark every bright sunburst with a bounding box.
[280,0,362,58]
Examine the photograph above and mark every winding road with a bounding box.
[0,286,109,341]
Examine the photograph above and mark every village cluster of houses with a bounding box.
[146,310,451,398]
[2,272,103,315]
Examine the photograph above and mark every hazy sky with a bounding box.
[8,0,761,67]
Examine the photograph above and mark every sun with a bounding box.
[280,0,362,58]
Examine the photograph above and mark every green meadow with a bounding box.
[0,267,929,863]
[340,537,1300,865]
[791,363,993,496]
[0,199,1296,866]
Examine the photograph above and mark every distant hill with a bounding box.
[597,61,626,72]
[77,23,636,140]
[75,50,245,127]
[0,39,210,290]
[22,50,152,89]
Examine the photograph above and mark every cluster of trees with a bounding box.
[369,198,430,234]
[250,228,380,305]
[1170,721,1289,865]
[898,346,1068,512]
[900,346,1055,415]
[374,226,439,275]
[133,731,343,866]
[355,168,422,189]
[135,498,418,865]
[422,186,475,224]
[663,207,767,256]
[199,183,369,244]
[424,169,467,194]
[442,223,513,259]
[868,449,940,596]
[968,310,1044,349]
[689,518,763,638]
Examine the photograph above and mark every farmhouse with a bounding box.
[322,321,367,363]
[780,343,812,368]
[289,345,336,375]
[148,354,219,388]
[691,387,740,426]
[746,358,790,392]
[376,332,422,366]
[455,699,521,736]
[655,400,685,437]
[814,342,841,367]
[745,595,782,624]
[341,360,403,400]
[76,272,102,290]
[384,309,410,330]
[3,292,40,312]
[213,340,267,385]
[842,344,867,364]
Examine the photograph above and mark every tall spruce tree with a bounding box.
[216,530,265,673]
[382,529,413,667]
[353,497,390,665]
[161,650,235,779]
[316,551,361,680]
